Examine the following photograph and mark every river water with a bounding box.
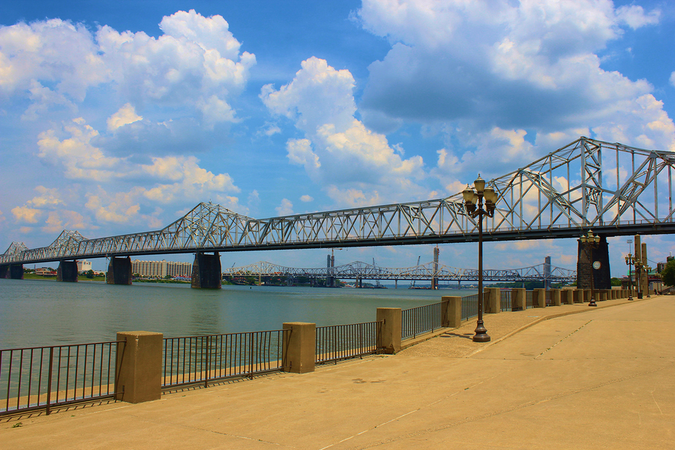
[0,279,474,350]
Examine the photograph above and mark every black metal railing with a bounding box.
[162,330,286,389]
[401,302,442,340]
[500,290,512,311]
[461,294,479,320]
[1,341,122,416]
[316,322,380,364]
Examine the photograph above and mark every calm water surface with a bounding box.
[0,279,475,349]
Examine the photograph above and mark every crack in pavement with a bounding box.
[535,320,592,359]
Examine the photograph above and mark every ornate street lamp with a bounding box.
[634,259,643,299]
[580,230,600,307]
[463,175,497,342]
[625,253,635,301]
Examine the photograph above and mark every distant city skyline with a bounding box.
[1,1,674,276]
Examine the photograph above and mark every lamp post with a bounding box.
[625,253,635,301]
[634,260,643,299]
[580,230,600,307]
[463,175,497,343]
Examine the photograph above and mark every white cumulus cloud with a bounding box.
[276,198,294,215]
[357,0,672,156]
[107,103,142,131]
[0,10,255,125]
[37,118,126,181]
[262,57,428,205]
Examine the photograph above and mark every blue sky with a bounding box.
[1,0,674,275]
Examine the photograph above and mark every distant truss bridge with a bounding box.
[222,260,576,284]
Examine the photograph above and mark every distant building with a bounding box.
[131,259,192,278]
[77,260,92,272]
[35,267,57,276]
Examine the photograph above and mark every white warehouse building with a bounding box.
[77,260,92,272]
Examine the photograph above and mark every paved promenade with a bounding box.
[2,295,674,449]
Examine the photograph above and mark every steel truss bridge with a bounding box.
[3,137,675,266]
[222,260,576,284]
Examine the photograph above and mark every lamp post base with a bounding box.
[473,320,491,342]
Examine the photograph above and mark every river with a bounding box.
[0,279,474,349]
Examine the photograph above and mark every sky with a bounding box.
[1,0,674,276]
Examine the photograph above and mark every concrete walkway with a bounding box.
[2,296,674,449]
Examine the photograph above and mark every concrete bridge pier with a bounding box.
[107,256,132,285]
[57,260,79,282]
[191,252,222,289]
[577,234,611,290]
[0,264,23,279]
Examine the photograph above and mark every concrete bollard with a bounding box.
[115,331,163,403]
[584,289,592,303]
[533,288,546,308]
[485,288,501,314]
[376,308,402,354]
[283,322,316,373]
[442,296,462,328]
[512,288,526,311]
[550,289,561,306]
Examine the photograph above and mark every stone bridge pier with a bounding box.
[191,252,222,289]
[0,264,23,279]
[107,256,132,285]
[577,234,611,290]
[57,260,79,282]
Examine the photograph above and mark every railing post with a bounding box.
[584,289,592,303]
[376,308,401,354]
[282,323,316,373]
[442,296,462,328]
[512,288,526,311]
[550,288,561,306]
[485,288,501,313]
[204,335,210,388]
[46,347,54,415]
[115,331,163,403]
[533,288,546,308]
[573,289,583,303]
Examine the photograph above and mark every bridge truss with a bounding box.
[222,260,576,284]
[3,137,675,265]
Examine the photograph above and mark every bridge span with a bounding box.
[222,259,576,287]
[1,137,674,288]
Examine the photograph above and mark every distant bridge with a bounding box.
[1,137,674,288]
[222,260,576,284]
